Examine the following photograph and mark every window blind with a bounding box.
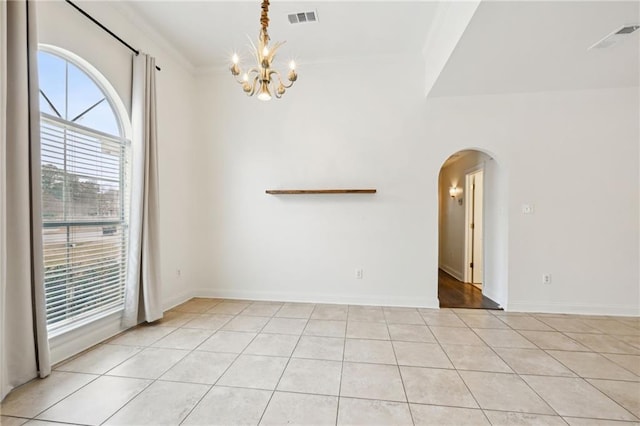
[41,113,130,332]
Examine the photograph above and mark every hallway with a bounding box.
[438,269,501,309]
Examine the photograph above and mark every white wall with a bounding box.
[438,150,490,281]
[482,155,509,306]
[37,0,198,310]
[28,0,638,369]
[196,55,638,315]
[35,2,638,317]
[424,88,639,315]
[194,55,439,308]
[36,0,199,361]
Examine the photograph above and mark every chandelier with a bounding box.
[230,0,298,101]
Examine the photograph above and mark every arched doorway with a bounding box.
[437,149,507,309]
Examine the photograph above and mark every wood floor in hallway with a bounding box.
[438,269,502,310]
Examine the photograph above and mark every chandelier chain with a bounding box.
[260,0,270,34]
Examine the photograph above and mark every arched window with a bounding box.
[39,46,131,333]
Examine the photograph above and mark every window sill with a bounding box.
[48,308,126,365]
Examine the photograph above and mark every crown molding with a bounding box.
[108,1,197,75]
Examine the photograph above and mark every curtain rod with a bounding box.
[65,0,161,71]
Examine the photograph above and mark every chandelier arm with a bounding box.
[233,72,245,85]
[247,75,260,96]
[274,78,286,99]
[233,68,260,85]
[273,70,295,89]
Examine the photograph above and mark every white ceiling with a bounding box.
[429,1,640,96]
[122,0,639,95]
[124,1,439,69]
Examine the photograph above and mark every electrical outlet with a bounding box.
[176,269,181,278]
[522,204,534,214]
[355,268,363,279]
[542,273,551,285]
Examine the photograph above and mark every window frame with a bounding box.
[38,45,133,338]
[39,44,130,139]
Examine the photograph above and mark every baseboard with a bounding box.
[49,310,125,365]
[48,292,196,366]
[162,290,196,312]
[482,287,506,309]
[507,301,639,317]
[439,264,464,282]
[192,287,440,309]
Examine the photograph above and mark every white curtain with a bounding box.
[123,53,163,328]
[1,0,51,402]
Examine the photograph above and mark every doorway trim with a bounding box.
[464,164,485,285]
[436,148,509,310]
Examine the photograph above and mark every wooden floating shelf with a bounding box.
[266,189,377,195]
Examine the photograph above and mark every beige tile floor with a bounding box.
[1,298,639,425]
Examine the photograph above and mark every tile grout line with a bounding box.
[256,303,314,426]
[218,302,284,426]
[27,371,102,422]
[335,306,349,426]
[176,308,256,425]
[100,301,226,425]
[599,352,640,377]
[180,301,289,424]
[383,308,416,426]
[99,332,185,425]
[104,300,254,425]
[439,310,567,420]
[41,312,198,425]
[177,300,279,425]
[43,319,182,425]
[184,385,531,410]
[471,313,640,421]
[6,298,639,425]
[465,316,565,419]
[579,378,640,422]
[432,312,493,424]
[503,324,593,385]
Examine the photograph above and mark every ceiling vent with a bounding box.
[288,10,318,24]
[589,25,640,49]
